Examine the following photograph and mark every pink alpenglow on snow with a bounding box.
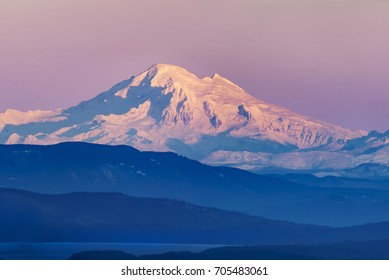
[0,1,389,131]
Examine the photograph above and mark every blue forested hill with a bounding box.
[1,142,389,226]
[3,187,389,246]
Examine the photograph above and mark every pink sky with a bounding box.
[1,0,389,131]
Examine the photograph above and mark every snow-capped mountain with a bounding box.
[204,130,389,174]
[342,130,389,154]
[0,64,368,171]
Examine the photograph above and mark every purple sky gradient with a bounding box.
[1,0,388,131]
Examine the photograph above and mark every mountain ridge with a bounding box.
[3,186,389,246]
[2,142,389,226]
[1,64,361,148]
[0,63,376,173]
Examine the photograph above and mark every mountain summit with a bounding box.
[0,64,367,170]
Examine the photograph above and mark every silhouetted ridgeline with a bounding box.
[69,239,389,260]
[2,188,389,246]
[1,142,389,226]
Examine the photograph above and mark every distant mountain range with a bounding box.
[0,188,324,244]
[1,64,386,176]
[3,187,389,247]
[2,142,389,226]
[2,64,388,260]
[69,239,389,260]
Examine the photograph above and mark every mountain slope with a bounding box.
[2,142,389,226]
[205,130,389,174]
[0,188,328,244]
[0,64,363,162]
[4,187,389,247]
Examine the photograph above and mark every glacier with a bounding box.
[1,63,386,174]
